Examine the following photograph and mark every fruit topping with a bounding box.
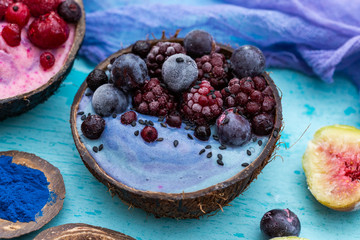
[303,125,360,211]
[86,69,108,92]
[111,53,148,92]
[165,112,182,128]
[92,84,128,117]
[120,111,137,125]
[81,115,106,139]
[40,52,55,70]
[132,40,151,59]
[23,0,61,17]
[252,113,274,136]
[216,108,251,146]
[28,11,69,49]
[270,238,309,240]
[162,53,198,92]
[184,30,213,58]
[5,2,30,28]
[57,0,82,23]
[146,41,185,78]
[181,80,223,125]
[1,23,20,47]
[141,126,158,143]
[196,52,229,89]
[194,125,211,141]
[260,209,301,239]
[133,78,177,117]
[0,0,13,20]
[230,45,266,79]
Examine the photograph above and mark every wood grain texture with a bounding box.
[0,59,359,240]
[0,151,65,239]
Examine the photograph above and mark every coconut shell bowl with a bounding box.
[70,35,283,219]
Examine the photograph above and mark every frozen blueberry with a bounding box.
[86,69,108,91]
[132,40,151,58]
[216,109,251,146]
[81,115,105,139]
[230,45,266,79]
[260,209,301,239]
[111,53,149,92]
[162,54,198,93]
[92,84,128,117]
[252,113,274,136]
[58,0,82,23]
[184,30,213,58]
[194,125,211,141]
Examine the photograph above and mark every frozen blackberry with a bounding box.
[184,30,213,58]
[81,115,105,139]
[216,109,251,146]
[132,40,151,58]
[230,45,266,79]
[182,80,223,125]
[92,84,128,117]
[252,113,274,136]
[133,78,177,116]
[196,52,229,89]
[260,209,301,238]
[146,41,185,78]
[194,125,211,141]
[57,0,82,23]
[162,54,198,93]
[86,69,108,91]
[111,53,149,92]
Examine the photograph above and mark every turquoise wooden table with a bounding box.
[1,58,359,240]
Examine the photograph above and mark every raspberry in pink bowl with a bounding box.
[0,0,85,120]
[71,30,283,219]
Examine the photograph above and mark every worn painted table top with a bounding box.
[1,58,359,240]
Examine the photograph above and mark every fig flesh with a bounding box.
[303,125,360,211]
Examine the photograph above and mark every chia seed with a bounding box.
[207,152,212,158]
[139,119,145,125]
[212,94,216,99]
[205,145,211,149]
[213,135,219,141]
[217,159,224,166]
[252,137,257,142]
[85,92,92,96]
[134,130,139,136]
[158,116,165,122]
[161,123,167,128]
[156,138,164,142]
[173,140,179,147]
[131,121,136,127]
[247,150,251,156]
[196,81,202,85]
[99,144,104,151]
[219,145,227,150]
[223,118,229,124]
[185,126,191,130]
[160,83,167,88]
[217,154,223,160]
[258,140,263,146]
[130,107,136,111]
[88,113,91,117]
[225,88,230,93]
[242,163,249,167]
[199,149,205,155]
[187,134,193,140]
[81,115,86,121]
[193,85,200,89]
[93,146,98,153]
[204,73,210,78]
[176,57,184,63]
[149,121,154,126]
[77,111,84,115]
[273,130,278,138]
[190,126,196,131]
[112,113,117,118]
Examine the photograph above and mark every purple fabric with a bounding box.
[80,1,360,88]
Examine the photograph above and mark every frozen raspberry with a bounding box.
[121,111,137,125]
[216,109,252,146]
[141,126,158,143]
[40,52,55,70]
[194,125,211,141]
[133,78,177,117]
[146,41,185,78]
[0,0,13,20]
[162,54,198,92]
[57,0,82,23]
[23,0,61,17]
[5,3,30,28]
[166,112,182,128]
[184,30,214,58]
[111,53,148,92]
[86,69,108,92]
[230,45,266,79]
[28,11,69,49]
[252,113,274,136]
[132,40,151,59]
[196,52,229,89]
[181,80,223,125]
[81,115,106,140]
[1,23,20,47]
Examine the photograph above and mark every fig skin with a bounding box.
[302,125,360,211]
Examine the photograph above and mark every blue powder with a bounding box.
[0,155,52,223]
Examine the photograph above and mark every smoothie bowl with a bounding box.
[0,0,85,120]
[71,31,283,219]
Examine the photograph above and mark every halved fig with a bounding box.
[303,125,360,211]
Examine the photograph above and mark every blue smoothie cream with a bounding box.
[76,90,269,193]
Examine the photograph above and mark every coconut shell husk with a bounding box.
[70,38,283,219]
[0,151,65,239]
[33,223,136,240]
[0,0,86,121]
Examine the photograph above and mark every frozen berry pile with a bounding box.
[81,30,278,166]
[0,0,81,70]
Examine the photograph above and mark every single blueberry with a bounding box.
[184,30,213,58]
[57,0,82,23]
[86,69,108,92]
[132,40,151,58]
[92,84,128,117]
